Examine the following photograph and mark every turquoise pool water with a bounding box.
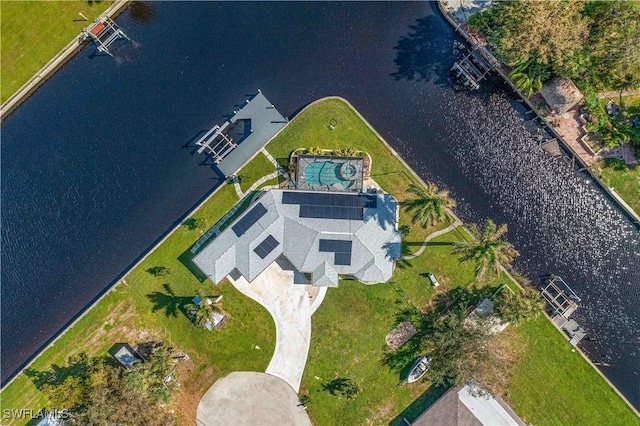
[303,161,354,189]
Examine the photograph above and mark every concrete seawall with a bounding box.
[0,0,131,120]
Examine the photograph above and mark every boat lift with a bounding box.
[541,275,586,346]
[196,121,238,164]
[451,45,499,90]
[82,16,130,57]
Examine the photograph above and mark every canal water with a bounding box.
[2,2,638,407]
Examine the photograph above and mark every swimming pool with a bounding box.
[296,155,364,192]
[304,161,353,190]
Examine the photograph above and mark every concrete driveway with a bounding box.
[227,259,327,392]
[196,372,312,426]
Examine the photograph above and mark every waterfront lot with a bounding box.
[1,99,637,426]
[0,1,114,103]
[597,159,640,215]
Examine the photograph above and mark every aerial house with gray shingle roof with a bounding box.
[194,189,402,288]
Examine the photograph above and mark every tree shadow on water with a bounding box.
[391,15,456,87]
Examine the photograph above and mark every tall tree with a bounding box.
[404,183,456,229]
[495,287,545,324]
[471,0,588,66]
[508,57,551,97]
[585,1,640,90]
[453,219,519,280]
[421,305,524,394]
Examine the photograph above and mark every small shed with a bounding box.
[110,343,143,369]
[540,78,583,114]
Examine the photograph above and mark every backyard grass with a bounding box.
[596,159,640,215]
[300,281,438,425]
[302,229,639,425]
[236,152,276,193]
[508,317,640,426]
[392,226,506,309]
[1,1,114,103]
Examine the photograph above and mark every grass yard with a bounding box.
[393,227,506,309]
[236,152,276,193]
[1,1,114,103]
[302,228,639,426]
[300,281,440,425]
[508,317,640,426]
[596,159,640,215]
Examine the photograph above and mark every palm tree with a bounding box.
[496,287,545,324]
[508,57,550,98]
[404,183,456,229]
[184,291,223,327]
[453,219,519,280]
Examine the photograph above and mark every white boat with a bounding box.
[407,356,432,383]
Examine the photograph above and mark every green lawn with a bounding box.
[392,227,505,309]
[301,281,438,425]
[302,227,639,426]
[596,159,640,215]
[1,1,115,103]
[508,317,640,426]
[236,152,276,193]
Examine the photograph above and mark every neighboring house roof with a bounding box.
[540,77,583,114]
[411,385,526,426]
[194,189,401,287]
[35,412,66,426]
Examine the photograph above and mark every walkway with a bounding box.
[233,170,279,198]
[227,261,327,392]
[400,216,463,260]
[262,148,295,187]
[549,110,596,167]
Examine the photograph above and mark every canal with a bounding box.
[1,1,638,407]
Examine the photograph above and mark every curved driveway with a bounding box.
[227,260,327,392]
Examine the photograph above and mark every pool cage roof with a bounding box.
[540,274,581,319]
[296,155,364,193]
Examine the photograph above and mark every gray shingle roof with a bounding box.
[312,261,339,287]
[193,189,401,286]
